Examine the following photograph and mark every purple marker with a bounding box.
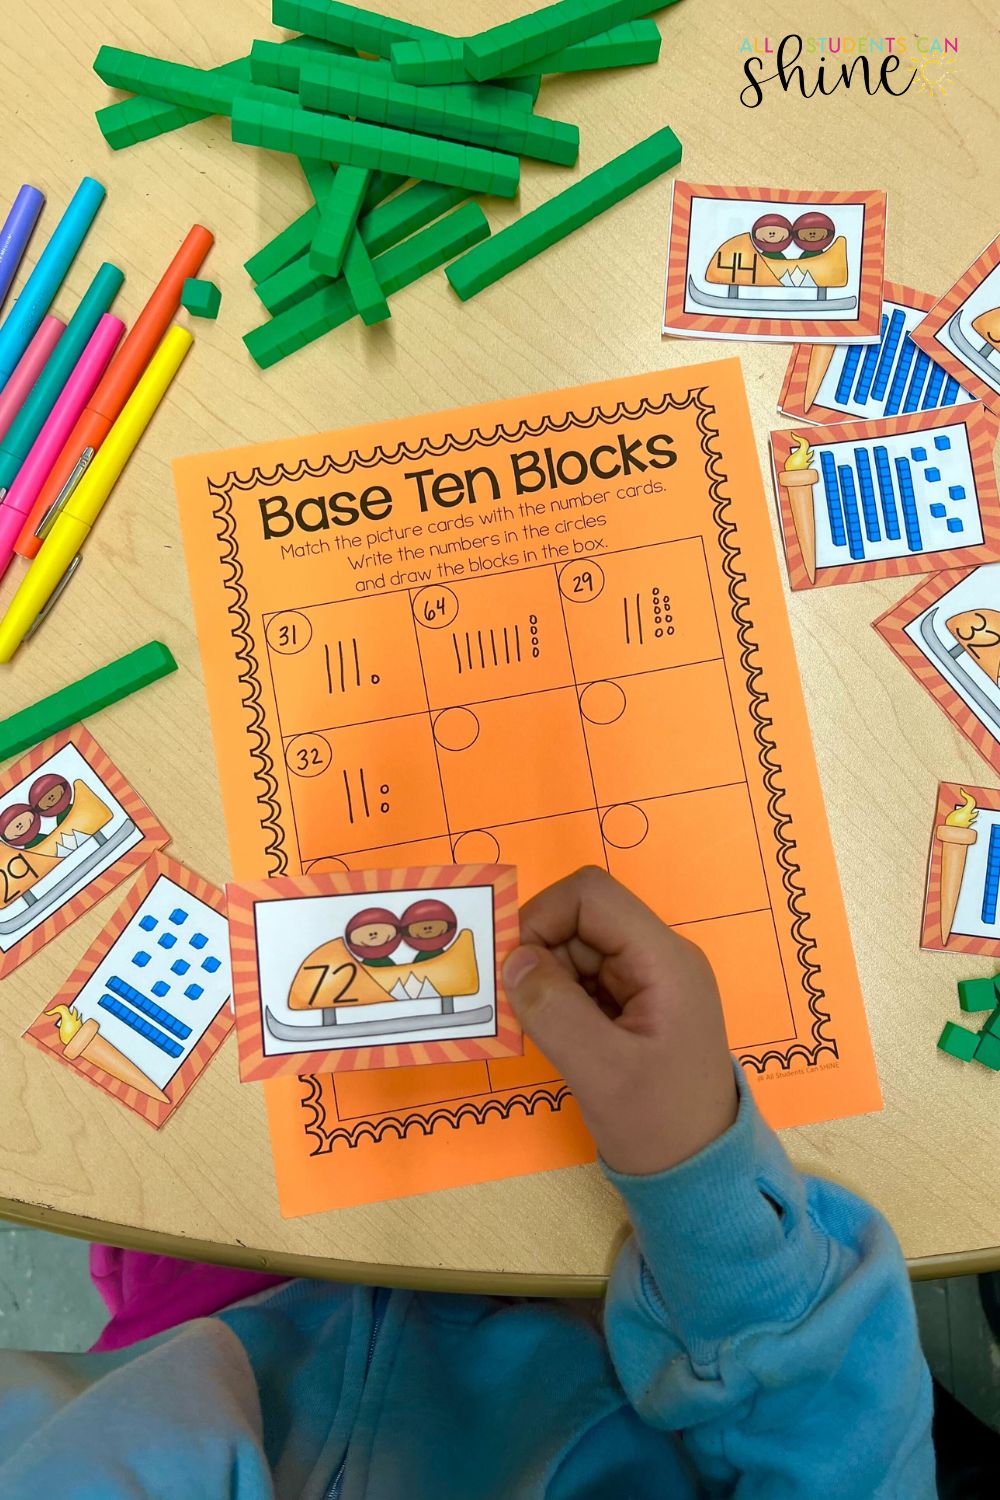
[0,186,45,311]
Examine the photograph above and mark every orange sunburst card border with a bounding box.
[921,781,1000,958]
[873,565,1000,778]
[911,235,1000,416]
[663,182,886,343]
[0,726,169,978]
[770,404,1000,591]
[227,864,523,1082]
[778,283,936,423]
[22,854,233,1128]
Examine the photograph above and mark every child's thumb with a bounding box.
[502,944,612,1083]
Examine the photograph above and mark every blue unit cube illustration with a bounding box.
[806,418,982,571]
[818,299,974,422]
[66,875,233,1096]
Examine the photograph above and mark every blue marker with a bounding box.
[0,177,105,394]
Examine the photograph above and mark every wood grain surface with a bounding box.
[1,0,998,1287]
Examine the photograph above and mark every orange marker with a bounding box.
[15,223,213,558]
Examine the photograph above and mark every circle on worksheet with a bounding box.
[453,830,501,863]
[265,610,313,654]
[413,586,460,629]
[601,803,649,849]
[285,733,332,778]
[432,707,480,752]
[579,680,626,724]
[558,560,605,602]
[304,856,350,873]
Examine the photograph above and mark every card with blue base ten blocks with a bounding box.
[778,281,983,426]
[769,402,1000,590]
[22,852,234,1127]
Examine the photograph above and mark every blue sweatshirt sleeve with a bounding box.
[602,1065,936,1498]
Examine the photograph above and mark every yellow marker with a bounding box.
[0,324,193,662]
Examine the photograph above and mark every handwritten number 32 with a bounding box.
[294,746,324,771]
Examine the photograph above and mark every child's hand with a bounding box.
[502,867,738,1177]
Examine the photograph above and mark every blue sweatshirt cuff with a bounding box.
[602,1063,830,1353]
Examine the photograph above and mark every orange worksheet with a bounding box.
[174,358,881,1215]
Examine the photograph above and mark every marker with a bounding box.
[0,186,45,310]
[0,176,105,393]
[0,262,124,494]
[0,316,65,442]
[0,315,125,582]
[0,325,193,661]
[16,223,213,559]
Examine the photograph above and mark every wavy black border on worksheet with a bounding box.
[206,387,835,1154]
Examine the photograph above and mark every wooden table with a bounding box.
[1,0,997,1291]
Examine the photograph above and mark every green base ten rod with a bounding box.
[0,641,177,761]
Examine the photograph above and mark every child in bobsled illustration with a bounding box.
[691,209,855,314]
[264,896,486,1044]
[945,300,1000,389]
[0,775,75,851]
[0,771,136,931]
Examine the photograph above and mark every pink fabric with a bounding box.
[89,1243,289,1352]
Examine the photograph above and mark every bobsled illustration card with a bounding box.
[663,182,886,344]
[779,283,979,425]
[770,404,1000,590]
[911,235,1000,416]
[920,782,1000,959]
[227,864,523,1081]
[0,728,169,977]
[874,562,1000,779]
[23,854,234,1128]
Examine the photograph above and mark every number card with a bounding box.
[227,864,521,1080]
[770,404,1000,590]
[911,234,1000,417]
[174,359,881,1214]
[23,854,234,1127]
[663,182,886,344]
[779,283,979,425]
[0,727,168,977]
[921,782,1000,958]
[874,562,1000,778]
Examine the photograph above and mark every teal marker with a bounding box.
[0,261,124,494]
[0,176,106,393]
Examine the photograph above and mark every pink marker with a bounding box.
[0,312,124,581]
[0,315,65,443]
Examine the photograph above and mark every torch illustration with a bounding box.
[778,433,820,584]
[935,788,978,947]
[802,346,836,413]
[45,1004,169,1104]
